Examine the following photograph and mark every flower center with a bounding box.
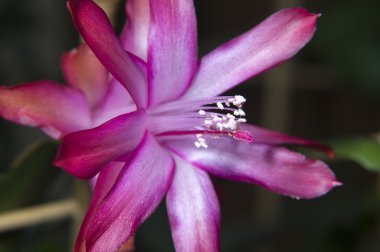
[147,95,253,148]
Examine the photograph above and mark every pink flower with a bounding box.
[54,1,341,251]
[1,0,340,251]
[0,43,135,139]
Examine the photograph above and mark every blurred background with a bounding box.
[1,0,380,251]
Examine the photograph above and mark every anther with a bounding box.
[216,102,224,110]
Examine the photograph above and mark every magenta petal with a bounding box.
[75,161,125,252]
[184,8,318,99]
[166,137,339,199]
[0,81,90,139]
[121,0,150,60]
[167,156,220,252]
[86,132,174,252]
[147,0,198,106]
[61,43,109,109]
[54,110,146,179]
[68,0,147,108]
[92,54,147,126]
[242,124,334,158]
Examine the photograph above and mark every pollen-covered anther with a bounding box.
[231,95,246,107]
[197,95,247,131]
[226,113,235,119]
[238,109,245,116]
[193,95,249,147]
[216,102,224,110]
[198,110,206,116]
[195,134,208,149]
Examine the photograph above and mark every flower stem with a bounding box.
[0,199,76,232]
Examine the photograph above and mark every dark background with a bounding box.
[1,0,380,251]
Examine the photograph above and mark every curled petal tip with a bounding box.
[332,181,343,187]
[307,144,335,160]
[310,143,334,159]
[66,1,72,14]
[303,10,320,23]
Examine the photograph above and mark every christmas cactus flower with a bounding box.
[0,42,135,139]
[53,0,341,251]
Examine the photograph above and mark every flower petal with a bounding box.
[183,8,318,99]
[167,156,220,252]
[61,43,109,109]
[92,55,147,126]
[242,124,334,157]
[68,0,147,108]
[147,0,198,106]
[0,81,91,139]
[86,132,174,252]
[120,0,150,60]
[54,110,146,179]
[75,161,125,252]
[92,79,136,126]
[165,137,339,199]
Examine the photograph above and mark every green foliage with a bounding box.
[0,140,59,212]
[331,137,380,172]
[312,0,380,94]
[0,140,71,252]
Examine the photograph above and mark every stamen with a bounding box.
[198,110,206,116]
[194,134,209,149]
[226,113,235,119]
[232,95,246,107]
[216,102,224,110]
[149,94,251,148]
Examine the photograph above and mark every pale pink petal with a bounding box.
[0,81,90,139]
[242,124,334,158]
[147,0,198,106]
[54,110,146,179]
[127,50,148,75]
[61,43,109,109]
[92,79,136,126]
[183,8,318,99]
[75,161,125,252]
[165,137,339,199]
[120,0,150,60]
[68,0,147,108]
[167,156,220,252]
[86,132,174,252]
